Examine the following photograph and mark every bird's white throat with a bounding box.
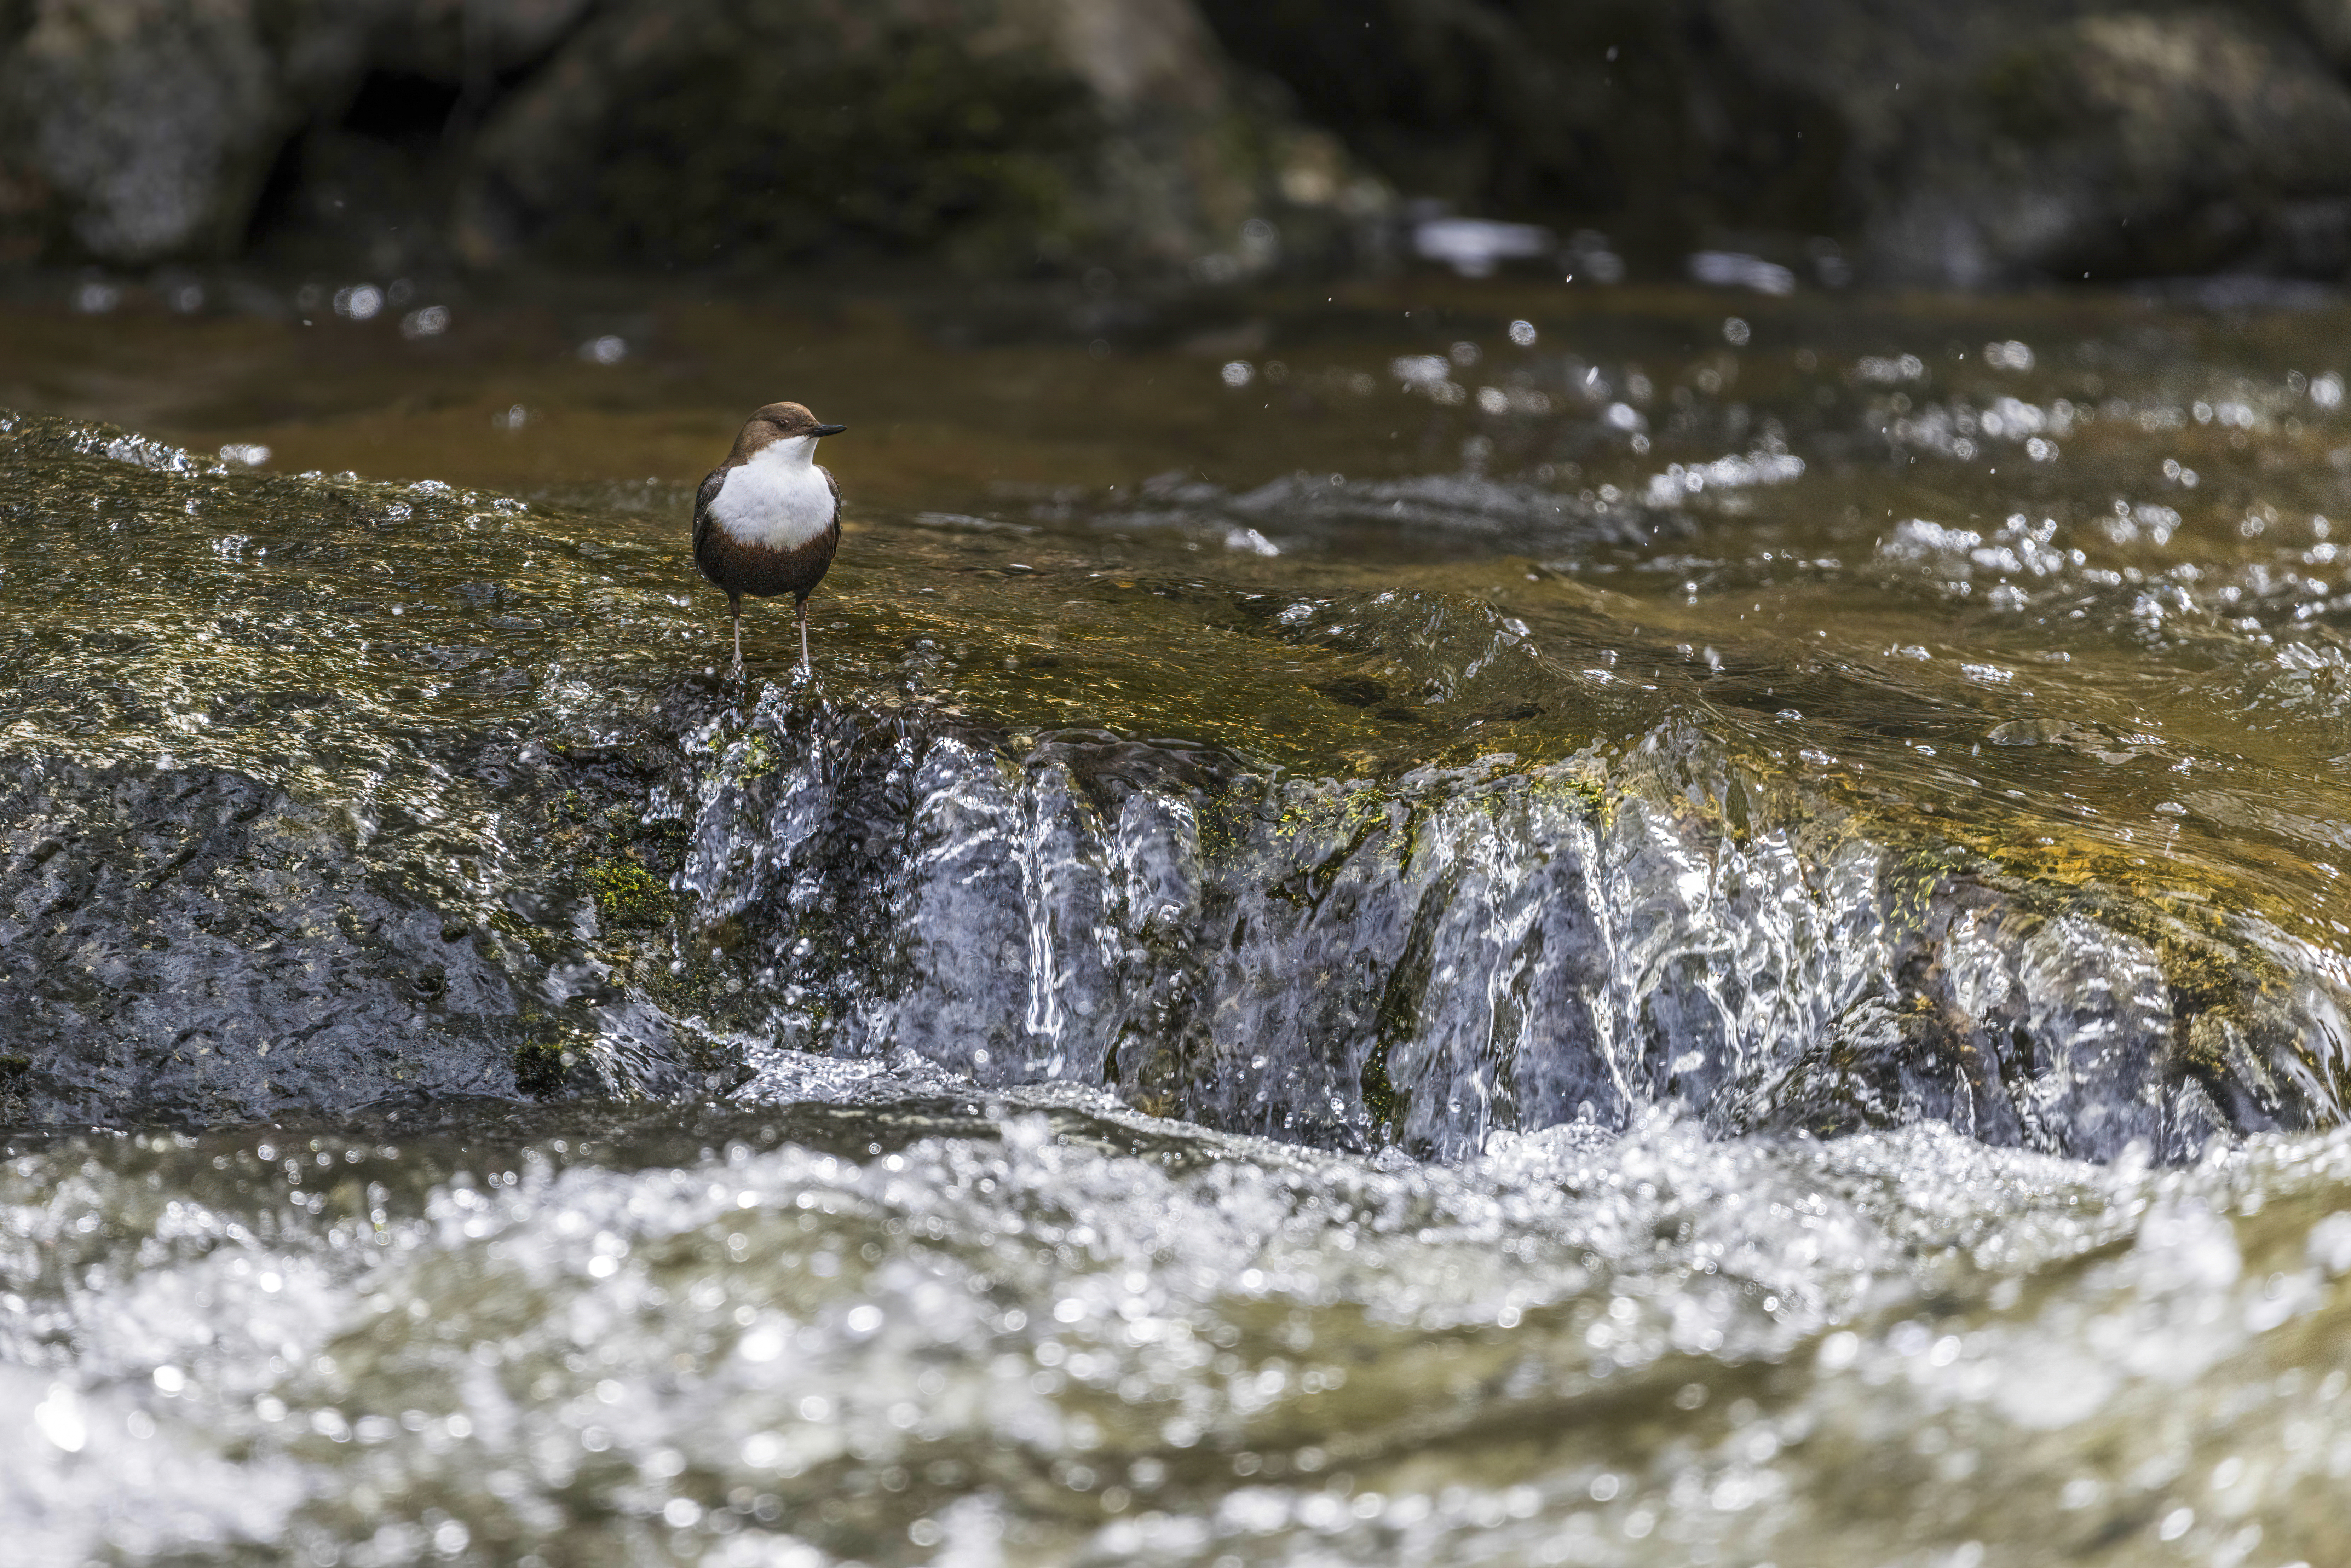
[708,436,835,550]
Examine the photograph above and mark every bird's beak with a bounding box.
[812,423,847,437]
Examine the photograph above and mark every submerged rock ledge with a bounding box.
[1,411,2345,1159]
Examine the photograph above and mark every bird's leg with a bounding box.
[796,597,812,676]
[729,592,744,678]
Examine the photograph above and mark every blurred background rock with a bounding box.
[6,0,2351,288]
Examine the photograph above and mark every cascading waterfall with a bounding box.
[664,691,2349,1162]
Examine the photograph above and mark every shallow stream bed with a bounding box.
[5,278,2351,1565]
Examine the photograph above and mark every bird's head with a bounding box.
[739,402,846,461]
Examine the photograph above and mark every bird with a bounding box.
[691,401,847,676]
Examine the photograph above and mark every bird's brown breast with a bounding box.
[695,519,840,601]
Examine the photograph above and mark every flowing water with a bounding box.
[6,277,2351,1565]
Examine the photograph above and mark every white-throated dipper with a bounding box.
[692,401,847,675]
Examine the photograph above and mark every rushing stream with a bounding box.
[5,279,2351,1564]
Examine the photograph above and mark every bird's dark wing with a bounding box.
[691,466,729,558]
[821,463,841,520]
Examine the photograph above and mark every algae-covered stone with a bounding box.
[2,407,2346,1158]
[454,0,1095,271]
[456,0,1366,273]
[0,0,1368,273]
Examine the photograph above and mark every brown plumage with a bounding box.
[692,401,847,674]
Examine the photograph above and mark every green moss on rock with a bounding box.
[584,858,669,930]
[532,12,1097,269]
[513,1037,567,1096]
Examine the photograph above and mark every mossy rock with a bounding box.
[502,6,1099,270]
[456,0,1362,275]
[583,858,670,930]
[512,1037,569,1097]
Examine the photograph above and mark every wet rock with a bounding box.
[1189,0,1856,265]
[1866,9,2351,285]
[363,0,598,83]
[0,758,526,1122]
[2,409,2345,1159]
[0,0,592,265]
[454,0,1366,273]
[0,413,743,1122]
[0,741,751,1124]
[677,697,2351,1163]
[16,0,2349,284]
[0,0,285,261]
[1196,0,2351,286]
[0,0,1366,273]
[2294,0,2351,66]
